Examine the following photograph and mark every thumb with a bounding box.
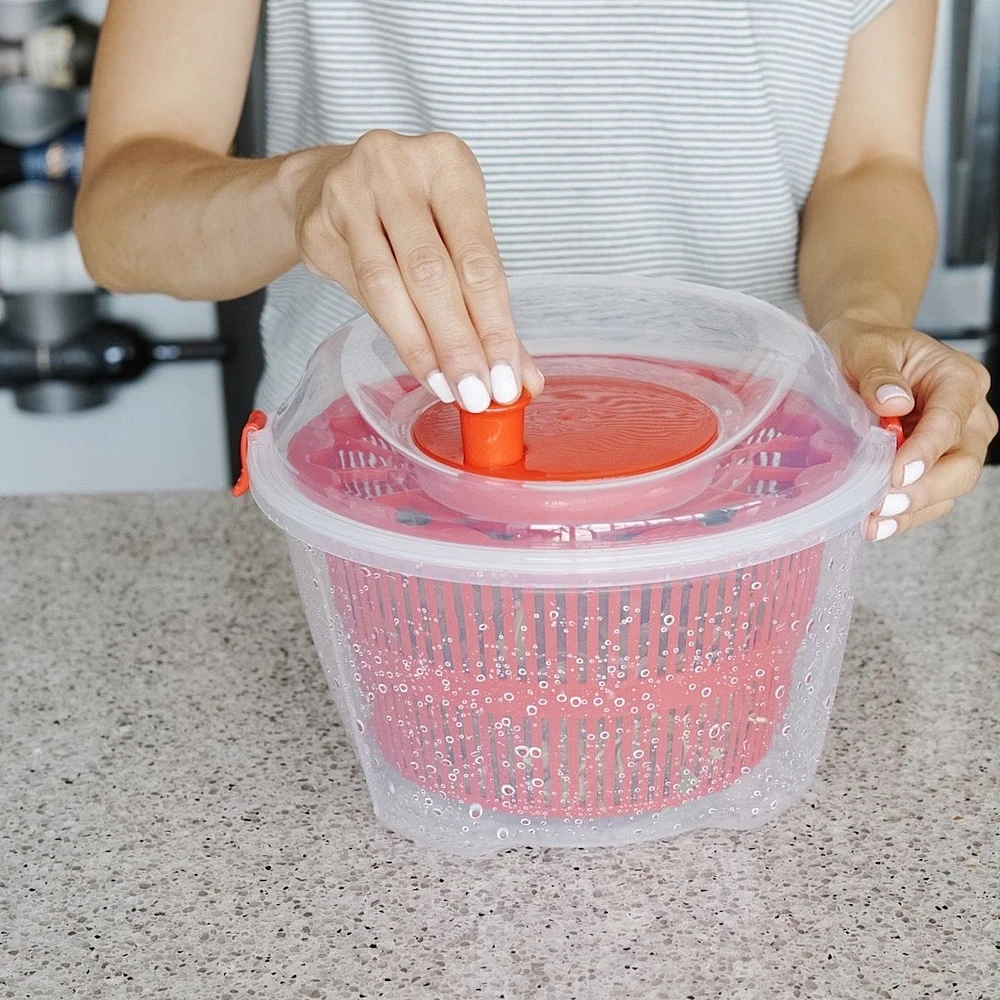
[844,334,915,417]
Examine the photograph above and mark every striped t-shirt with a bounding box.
[257,0,895,412]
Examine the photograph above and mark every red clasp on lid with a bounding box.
[879,415,905,449]
[232,409,267,497]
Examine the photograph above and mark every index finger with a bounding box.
[379,196,493,410]
[432,183,526,404]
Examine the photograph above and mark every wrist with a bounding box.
[274,147,319,226]
[274,144,351,230]
[809,286,913,335]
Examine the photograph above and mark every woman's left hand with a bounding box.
[820,317,998,541]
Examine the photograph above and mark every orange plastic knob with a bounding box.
[458,389,531,469]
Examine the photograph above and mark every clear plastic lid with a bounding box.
[244,275,896,584]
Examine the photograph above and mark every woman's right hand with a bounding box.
[278,129,543,411]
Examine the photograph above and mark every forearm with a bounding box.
[798,156,937,332]
[75,138,321,301]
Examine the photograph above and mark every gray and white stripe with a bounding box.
[257,0,895,412]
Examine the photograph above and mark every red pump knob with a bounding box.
[458,390,530,469]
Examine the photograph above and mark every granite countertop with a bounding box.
[2,475,998,999]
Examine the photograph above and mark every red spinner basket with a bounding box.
[287,374,843,820]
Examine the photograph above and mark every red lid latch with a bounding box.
[879,415,905,449]
[232,410,267,497]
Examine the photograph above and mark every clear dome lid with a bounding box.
[243,275,896,584]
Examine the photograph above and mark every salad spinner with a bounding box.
[235,275,899,856]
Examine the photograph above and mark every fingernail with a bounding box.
[876,384,910,404]
[490,363,520,405]
[457,375,491,413]
[427,370,455,404]
[878,493,910,518]
[874,518,898,541]
[902,460,925,487]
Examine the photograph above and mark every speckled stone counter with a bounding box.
[2,477,998,1000]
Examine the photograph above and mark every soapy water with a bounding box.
[322,543,824,820]
[284,524,863,854]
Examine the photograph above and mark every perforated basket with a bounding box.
[302,387,831,819]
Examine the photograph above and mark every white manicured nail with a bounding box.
[878,493,910,518]
[902,460,925,487]
[490,363,519,404]
[876,384,910,404]
[457,375,491,413]
[874,519,898,541]
[427,370,455,404]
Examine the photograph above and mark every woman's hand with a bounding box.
[820,316,998,540]
[278,129,543,411]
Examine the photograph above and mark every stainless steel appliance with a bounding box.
[917,0,999,357]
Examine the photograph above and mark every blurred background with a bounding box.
[0,0,997,495]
